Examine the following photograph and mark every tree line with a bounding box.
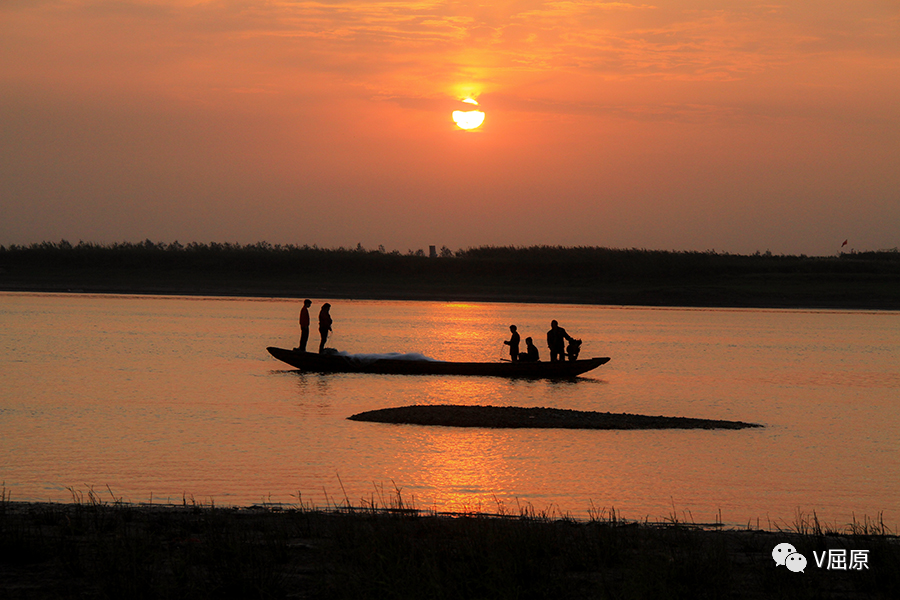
[1,239,897,279]
[2,240,898,308]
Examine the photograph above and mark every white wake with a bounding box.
[334,350,443,363]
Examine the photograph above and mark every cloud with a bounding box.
[7,1,897,102]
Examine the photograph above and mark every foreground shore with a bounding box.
[2,500,897,599]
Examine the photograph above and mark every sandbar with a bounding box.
[348,404,762,430]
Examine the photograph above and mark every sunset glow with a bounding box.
[452,111,485,130]
[452,98,485,129]
[1,1,898,254]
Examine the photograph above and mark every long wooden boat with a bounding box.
[267,347,610,379]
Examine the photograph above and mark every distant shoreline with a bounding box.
[3,243,898,310]
[2,282,897,311]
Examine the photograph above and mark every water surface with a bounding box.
[2,292,897,527]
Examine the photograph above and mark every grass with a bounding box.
[2,487,898,599]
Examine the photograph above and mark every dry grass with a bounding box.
[2,486,898,599]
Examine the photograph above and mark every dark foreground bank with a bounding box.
[2,500,897,599]
[348,405,763,430]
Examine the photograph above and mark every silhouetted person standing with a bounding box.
[547,320,575,362]
[296,299,312,352]
[519,337,540,362]
[504,325,521,361]
[318,303,333,353]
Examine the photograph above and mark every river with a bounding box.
[1,292,897,528]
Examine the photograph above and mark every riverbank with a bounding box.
[348,405,763,430]
[3,243,899,309]
[2,499,897,599]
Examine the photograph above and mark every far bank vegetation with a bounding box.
[1,241,898,309]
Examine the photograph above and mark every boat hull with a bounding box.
[266,347,609,378]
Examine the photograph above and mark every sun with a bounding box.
[452,98,485,130]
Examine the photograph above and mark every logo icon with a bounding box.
[773,543,806,573]
[785,552,807,573]
[772,543,797,566]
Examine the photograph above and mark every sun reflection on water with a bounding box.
[409,429,520,514]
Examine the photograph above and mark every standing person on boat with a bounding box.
[519,337,540,362]
[296,299,312,352]
[318,303,333,353]
[503,324,521,361]
[547,320,576,362]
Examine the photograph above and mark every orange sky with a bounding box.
[2,1,898,255]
